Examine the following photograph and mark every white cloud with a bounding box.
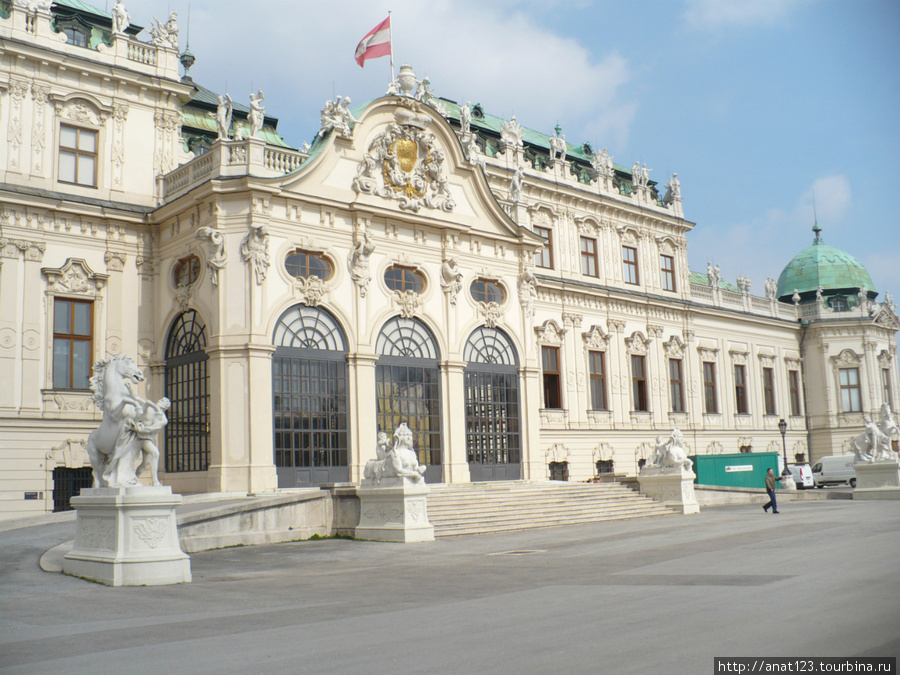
[120,0,635,147]
[683,0,815,30]
[688,175,852,294]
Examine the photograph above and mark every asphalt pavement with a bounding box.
[1,499,898,674]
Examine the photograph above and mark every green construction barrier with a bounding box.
[687,452,779,488]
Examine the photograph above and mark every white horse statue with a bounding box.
[849,415,889,463]
[86,355,148,487]
[364,424,426,484]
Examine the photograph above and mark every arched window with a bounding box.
[376,316,442,482]
[164,310,210,473]
[464,327,521,481]
[272,305,349,487]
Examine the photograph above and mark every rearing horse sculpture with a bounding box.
[86,355,145,487]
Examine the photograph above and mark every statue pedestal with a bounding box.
[638,468,700,514]
[355,478,434,543]
[63,486,192,586]
[853,461,900,500]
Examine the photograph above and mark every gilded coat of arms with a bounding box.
[353,107,455,213]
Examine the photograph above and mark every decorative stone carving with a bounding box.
[764,277,778,300]
[591,148,614,178]
[643,428,693,472]
[546,442,569,463]
[662,173,681,204]
[509,164,524,203]
[792,289,801,305]
[43,258,107,296]
[625,331,649,355]
[348,230,375,297]
[362,425,426,484]
[478,301,502,328]
[535,320,565,346]
[196,226,228,286]
[297,275,326,307]
[549,125,566,163]
[174,282,192,313]
[706,441,724,455]
[395,289,420,318]
[632,162,651,189]
[104,251,126,272]
[240,224,269,284]
[831,349,861,368]
[517,267,538,315]
[664,336,685,359]
[150,11,179,50]
[583,325,609,350]
[440,256,462,305]
[215,94,232,140]
[759,354,776,368]
[352,108,455,213]
[465,133,485,168]
[247,89,265,138]
[736,275,751,294]
[500,116,525,151]
[593,442,614,462]
[112,0,130,34]
[320,95,357,139]
[47,438,90,469]
[459,101,471,135]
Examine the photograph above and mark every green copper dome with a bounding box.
[775,225,875,303]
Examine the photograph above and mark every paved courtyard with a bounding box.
[1,499,898,674]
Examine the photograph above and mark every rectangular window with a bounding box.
[588,350,607,410]
[53,298,93,389]
[622,246,639,285]
[580,237,598,277]
[839,367,861,412]
[632,354,648,412]
[703,361,718,414]
[660,254,676,292]
[789,369,802,417]
[763,367,776,415]
[734,365,748,414]
[534,225,553,269]
[59,125,97,187]
[883,368,894,410]
[542,346,562,409]
[669,358,685,413]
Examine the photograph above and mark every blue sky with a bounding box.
[124,0,900,298]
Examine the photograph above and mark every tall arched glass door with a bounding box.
[272,305,349,487]
[375,316,442,483]
[464,326,521,481]
[164,309,210,473]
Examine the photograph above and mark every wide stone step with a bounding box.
[425,481,675,537]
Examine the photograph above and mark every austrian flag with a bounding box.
[355,16,392,67]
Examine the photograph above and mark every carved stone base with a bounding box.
[63,486,192,586]
[638,469,701,514]
[355,478,434,543]
[853,461,900,500]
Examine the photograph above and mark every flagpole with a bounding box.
[388,10,394,86]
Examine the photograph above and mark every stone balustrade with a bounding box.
[688,281,798,321]
[163,138,306,201]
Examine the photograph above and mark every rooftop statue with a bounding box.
[320,95,358,139]
[459,101,472,135]
[765,277,778,301]
[662,173,681,204]
[549,127,567,163]
[248,89,265,138]
[500,116,525,150]
[707,262,721,289]
[86,356,169,488]
[112,0,130,35]
[591,148,614,178]
[150,11,179,50]
[215,94,232,140]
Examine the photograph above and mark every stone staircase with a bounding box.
[427,480,676,537]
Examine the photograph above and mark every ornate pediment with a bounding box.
[582,325,609,350]
[50,93,112,127]
[625,331,649,355]
[831,349,861,368]
[352,108,454,213]
[42,258,108,296]
[535,319,565,346]
[593,442,614,462]
[758,353,776,368]
[664,336,685,359]
[545,442,569,463]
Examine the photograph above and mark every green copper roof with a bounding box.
[689,271,740,293]
[52,0,110,19]
[775,227,875,301]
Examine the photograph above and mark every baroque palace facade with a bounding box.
[1,1,897,518]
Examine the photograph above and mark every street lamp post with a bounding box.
[778,418,794,489]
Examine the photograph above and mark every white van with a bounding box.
[777,458,814,489]
[811,454,856,488]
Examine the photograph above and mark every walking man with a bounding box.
[762,467,781,514]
